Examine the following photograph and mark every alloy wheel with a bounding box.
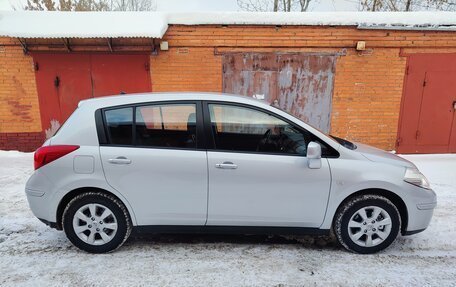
[347,206,392,247]
[72,203,118,246]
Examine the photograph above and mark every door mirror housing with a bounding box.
[307,141,322,169]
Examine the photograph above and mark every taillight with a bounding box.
[34,145,79,170]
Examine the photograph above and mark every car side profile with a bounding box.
[25,93,437,254]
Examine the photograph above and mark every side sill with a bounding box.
[132,225,330,236]
[402,228,426,236]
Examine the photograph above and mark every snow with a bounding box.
[1,11,456,39]
[0,150,455,286]
[0,11,169,38]
[168,11,456,29]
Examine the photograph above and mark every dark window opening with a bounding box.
[104,107,133,145]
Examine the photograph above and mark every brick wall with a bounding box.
[1,26,456,151]
[0,132,45,152]
[0,37,41,133]
[0,37,43,150]
[150,47,222,92]
[331,48,406,150]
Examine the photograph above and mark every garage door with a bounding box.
[32,53,152,138]
[397,54,456,154]
[222,53,336,133]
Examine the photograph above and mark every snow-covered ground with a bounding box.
[0,151,455,286]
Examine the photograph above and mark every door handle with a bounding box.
[108,157,131,165]
[215,161,238,169]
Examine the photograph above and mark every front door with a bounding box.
[205,103,332,227]
[99,102,208,226]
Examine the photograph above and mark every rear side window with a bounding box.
[102,103,197,149]
[135,104,197,149]
[104,107,133,145]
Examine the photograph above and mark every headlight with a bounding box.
[404,168,431,189]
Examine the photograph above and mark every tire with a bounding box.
[334,194,401,254]
[62,192,132,253]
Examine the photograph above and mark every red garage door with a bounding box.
[32,53,152,137]
[397,54,456,154]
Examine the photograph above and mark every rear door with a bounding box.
[99,101,208,226]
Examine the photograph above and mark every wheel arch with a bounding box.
[55,187,134,230]
[333,188,409,235]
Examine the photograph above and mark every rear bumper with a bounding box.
[25,169,56,223]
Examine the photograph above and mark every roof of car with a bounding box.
[78,92,267,109]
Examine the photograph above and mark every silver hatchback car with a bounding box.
[26,93,436,254]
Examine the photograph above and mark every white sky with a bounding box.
[0,0,359,11]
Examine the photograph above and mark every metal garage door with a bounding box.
[32,53,152,138]
[397,54,456,154]
[222,53,336,133]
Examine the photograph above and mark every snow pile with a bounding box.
[1,11,456,39]
[0,150,455,286]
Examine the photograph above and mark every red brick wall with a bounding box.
[150,47,222,92]
[331,48,406,150]
[1,26,456,151]
[0,132,44,152]
[0,38,41,132]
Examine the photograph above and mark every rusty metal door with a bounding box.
[222,53,336,133]
[33,53,151,138]
[397,54,456,154]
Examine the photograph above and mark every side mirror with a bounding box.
[307,141,322,169]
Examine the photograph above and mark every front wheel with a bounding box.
[334,194,401,254]
[62,192,132,253]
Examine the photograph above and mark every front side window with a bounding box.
[208,104,309,155]
[135,104,197,149]
[105,107,133,145]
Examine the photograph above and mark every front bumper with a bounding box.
[403,185,437,235]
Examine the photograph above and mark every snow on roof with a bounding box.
[1,11,456,39]
[168,11,456,29]
[0,11,169,38]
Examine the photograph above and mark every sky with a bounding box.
[0,0,359,11]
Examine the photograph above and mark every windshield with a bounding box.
[330,135,357,150]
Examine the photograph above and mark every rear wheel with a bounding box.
[334,194,401,254]
[62,192,132,253]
